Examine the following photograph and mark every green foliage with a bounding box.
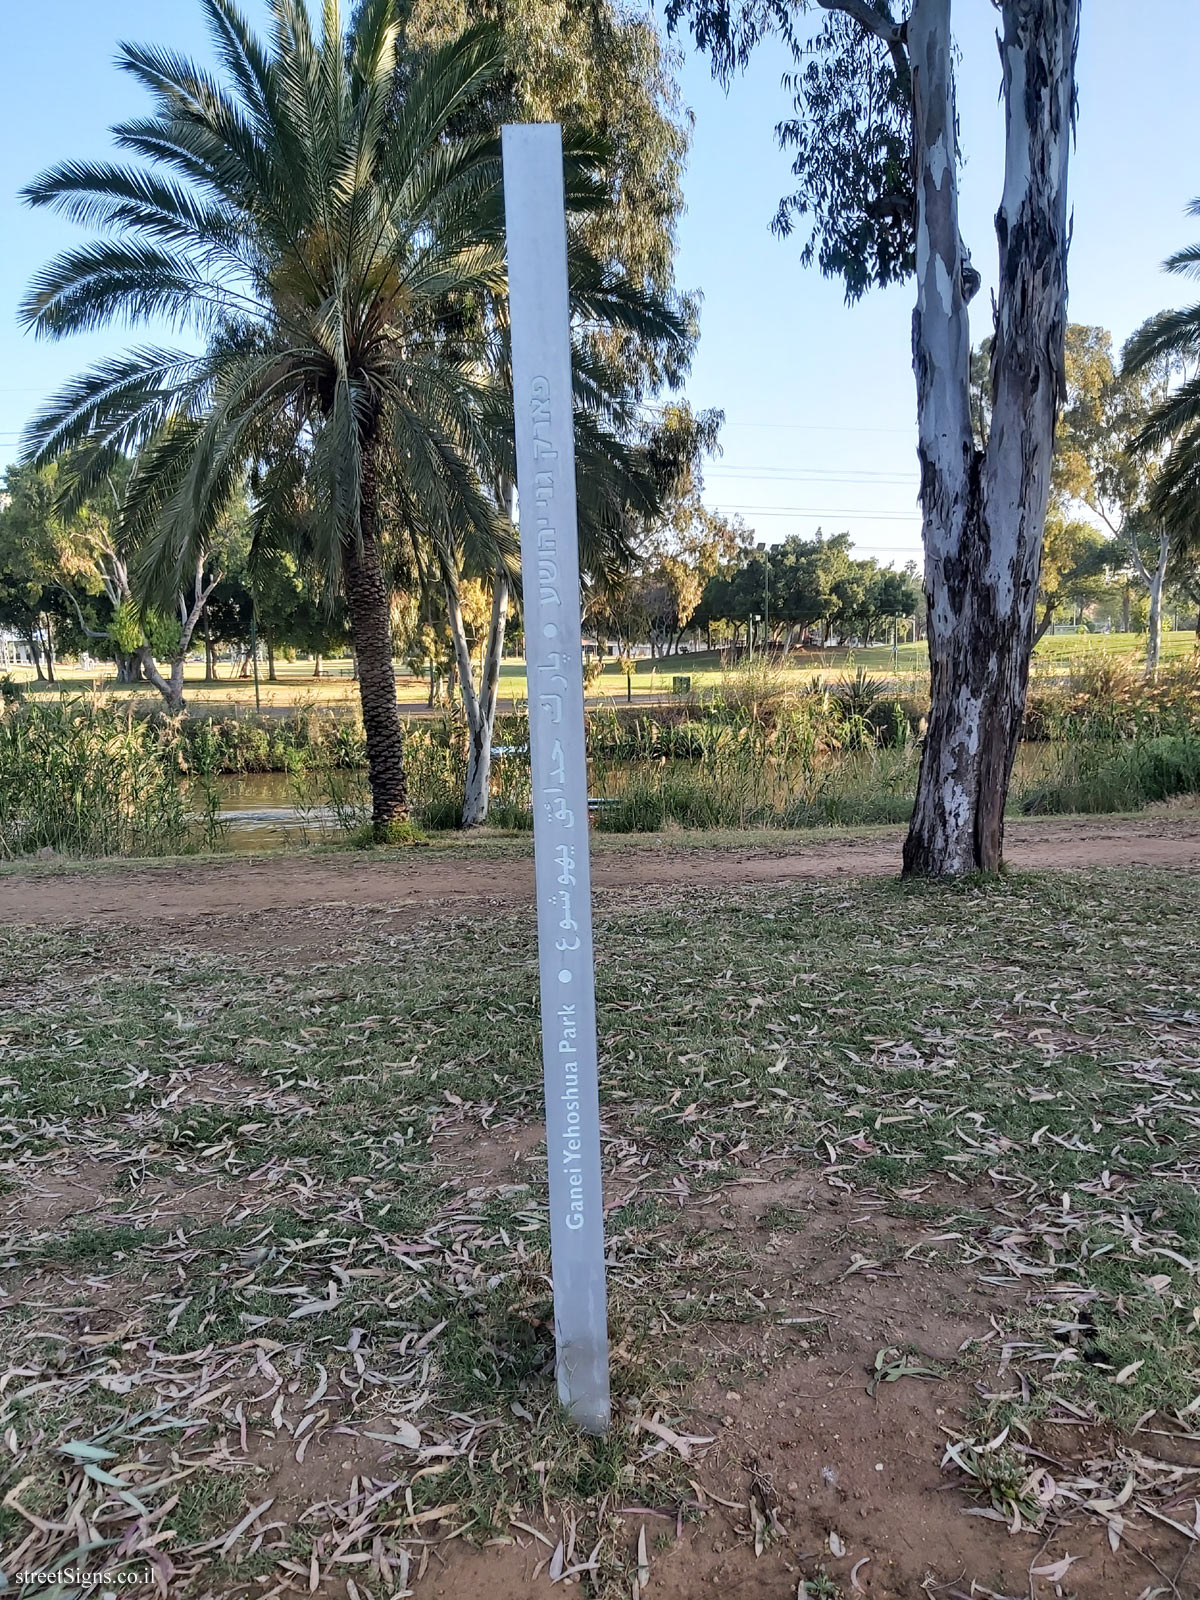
[591,404,747,656]
[1125,197,1200,530]
[1024,654,1200,742]
[665,0,914,302]
[698,531,918,646]
[772,10,913,299]
[0,698,193,858]
[0,461,104,668]
[397,0,693,384]
[1019,735,1200,816]
[172,711,365,776]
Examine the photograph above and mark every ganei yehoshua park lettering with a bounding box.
[11,1,1200,1593]
[502,121,611,1436]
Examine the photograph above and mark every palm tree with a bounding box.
[1124,198,1200,536]
[20,0,513,835]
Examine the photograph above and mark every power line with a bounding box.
[710,467,915,476]
[710,504,921,521]
[629,399,914,435]
[707,471,917,488]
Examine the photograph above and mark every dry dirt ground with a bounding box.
[4,816,1200,1600]
[5,812,1200,940]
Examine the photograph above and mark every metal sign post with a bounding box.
[501,122,610,1435]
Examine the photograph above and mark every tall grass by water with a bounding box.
[0,698,200,858]
[6,655,1200,856]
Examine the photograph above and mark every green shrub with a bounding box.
[0,697,193,858]
[0,674,26,709]
[1019,735,1200,815]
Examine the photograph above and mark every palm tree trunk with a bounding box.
[341,449,408,831]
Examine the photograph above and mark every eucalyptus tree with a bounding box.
[375,0,697,826]
[391,0,694,378]
[582,404,743,662]
[1052,325,1176,675]
[20,0,519,833]
[433,332,675,827]
[668,0,1079,875]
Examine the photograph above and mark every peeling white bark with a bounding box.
[462,563,511,827]
[904,0,1078,876]
[1129,526,1170,679]
[442,488,516,829]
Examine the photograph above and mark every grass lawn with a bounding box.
[6,628,1196,718]
[2,863,1199,1595]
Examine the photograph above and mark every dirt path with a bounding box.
[4,811,1199,931]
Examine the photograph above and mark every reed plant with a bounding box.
[1015,734,1200,815]
[1024,654,1200,742]
[0,697,193,858]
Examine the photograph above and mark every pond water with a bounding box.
[204,744,1068,852]
[209,773,325,850]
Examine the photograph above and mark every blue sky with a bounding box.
[2,1,1198,566]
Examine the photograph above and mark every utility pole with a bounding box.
[763,547,769,655]
[249,608,261,712]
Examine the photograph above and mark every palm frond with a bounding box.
[1133,372,1200,455]
[1124,304,1200,374]
[1164,241,1200,281]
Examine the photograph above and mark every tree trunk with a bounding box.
[313,653,322,678]
[903,0,1077,878]
[462,564,510,827]
[1144,527,1169,678]
[341,448,408,831]
[1033,598,1056,645]
[1121,584,1131,635]
[438,547,505,828]
[266,631,277,682]
[26,631,45,681]
[41,616,56,684]
[139,558,216,713]
[137,644,183,712]
[203,610,215,680]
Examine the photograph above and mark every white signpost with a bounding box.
[501,123,611,1435]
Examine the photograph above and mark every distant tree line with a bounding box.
[693,533,919,653]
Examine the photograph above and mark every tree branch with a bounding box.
[54,580,109,642]
[818,0,904,45]
[818,0,909,77]
[1126,528,1152,588]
